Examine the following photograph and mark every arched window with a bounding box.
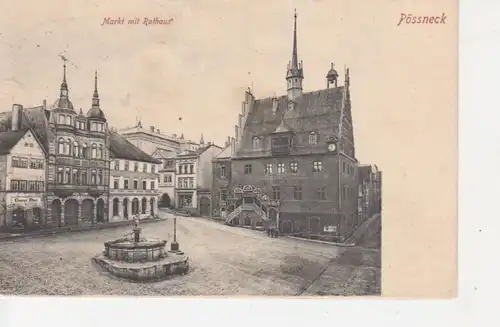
[252,136,260,149]
[81,170,87,185]
[91,169,97,184]
[65,116,71,125]
[64,168,71,184]
[72,169,79,184]
[141,198,147,214]
[57,167,63,183]
[65,138,71,155]
[58,138,65,154]
[91,144,97,158]
[73,142,79,157]
[98,145,104,160]
[58,115,65,124]
[309,132,318,145]
[81,143,87,158]
[91,122,97,131]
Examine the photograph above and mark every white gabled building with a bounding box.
[0,128,47,230]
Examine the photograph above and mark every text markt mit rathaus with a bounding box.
[101,17,174,26]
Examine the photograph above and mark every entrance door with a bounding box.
[12,207,26,229]
[96,199,105,223]
[199,197,211,216]
[64,199,79,226]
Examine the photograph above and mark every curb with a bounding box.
[284,235,356,247]
[0,218,167,241]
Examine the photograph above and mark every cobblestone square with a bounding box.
[0,213,380,296]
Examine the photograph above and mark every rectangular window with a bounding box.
[220,189,227,201]
[81,171,87,185]
[134,163,139,172]
[73,169,79,185]
[272,186,280,200]
[313,160,323,172]
[143,181,147,189]
[124,179,129,189]
[143,163,147,172]
[289,161,299,173]
[65,168,71,184]
[114,179,119,189]
[10,180,19,191]
[188,178,194,189]
[150,181,155,190]
[163,175,168,183]
[293,186,302,200]
[152,165,156,173]
[317,187,326,200]
[133,180,138,189]
[19,180,27,191]
[244,164,252,175]
[166,175,172,183]
[265,164,273,175]
[220,165,226,178]
[189,164,194,174]
[114,160,120,170]
[124,161,130,171]
[277,163,285,174]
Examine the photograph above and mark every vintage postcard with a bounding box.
[0,0,456,298]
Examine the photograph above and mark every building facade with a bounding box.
[0,65,111,228]
[175,144,222,216]
[119,122,199,155]
[151,149,176,208]
[357,165,382,223]
[0,129,46,230]
[109,131,161,222]
[212,12,362,240]
[211,142,234,220]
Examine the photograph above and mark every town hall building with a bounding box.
[212,11,361,241]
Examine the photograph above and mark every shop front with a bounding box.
[4,194,45,230]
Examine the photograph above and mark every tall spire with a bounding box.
[60,61,68,98]
[200,133,205,145]
[291,9,298,70]
[92,70,100,108]
[286,9,303,101]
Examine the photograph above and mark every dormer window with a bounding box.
[309,132,318,145]
[252,136,260,149]
[58,115,65,124]
[65,116,72,125]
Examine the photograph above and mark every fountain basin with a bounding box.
[93,252,189,281]
[104,239,167,263]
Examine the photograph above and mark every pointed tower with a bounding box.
[286,9,304,102]
[52,60,75,111]
[86,70,106,121]
[200,133,205,145]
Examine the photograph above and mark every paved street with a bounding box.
[0,211,380,296]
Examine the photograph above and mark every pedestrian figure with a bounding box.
[267,228,271,237]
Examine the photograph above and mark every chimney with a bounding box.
[172,133,177,139]
[230,137,236,155]
[272,97,279,115]
[150,126,155,132]
[11,104,23,131]
[156,129,160,133]
[241,101,246,116]
[227,136,231,147]
[43,100,47,109]
[234,125,239,141]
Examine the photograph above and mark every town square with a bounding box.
[0,210,380,296]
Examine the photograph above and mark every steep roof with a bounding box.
[0,106,51,152]
[109,132,161,164]
[0,130,27,155]
[214,145,232,159]
[236,87,345,157]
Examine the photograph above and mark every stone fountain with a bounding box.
[93,219,189,281]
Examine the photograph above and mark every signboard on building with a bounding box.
[324,225,337,233]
